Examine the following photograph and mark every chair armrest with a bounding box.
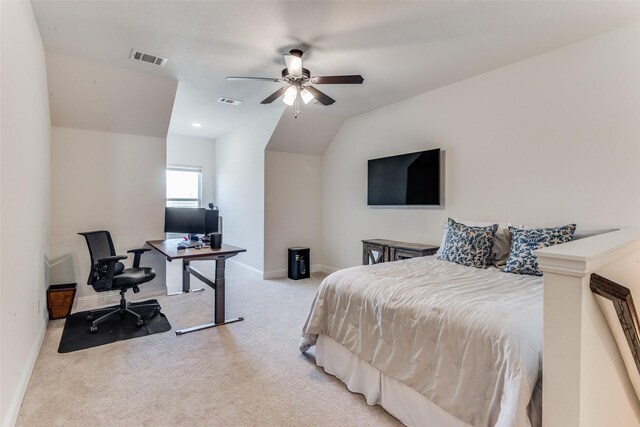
[96,255,128,266]
[127,247,151,268]
[96,255,127,290]
[127,248,151,254]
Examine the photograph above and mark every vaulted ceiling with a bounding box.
[32,1,640,140]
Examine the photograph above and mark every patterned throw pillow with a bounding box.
[504,224,576,276]
[437,218,498,268]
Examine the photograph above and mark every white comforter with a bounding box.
[301,257,542,427]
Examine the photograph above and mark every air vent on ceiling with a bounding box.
[217,97,242,106]
[130,49,168,67]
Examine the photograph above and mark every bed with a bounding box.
[300,256,543,427]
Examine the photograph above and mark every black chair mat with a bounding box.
[58,299,171,353]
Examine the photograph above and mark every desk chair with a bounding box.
[79,231,160,333]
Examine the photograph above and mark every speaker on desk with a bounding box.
[210,232,222,249]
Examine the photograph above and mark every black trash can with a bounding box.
[288,247,310,280]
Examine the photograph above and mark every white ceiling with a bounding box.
[46,52,178,137]
[31,1,640,140]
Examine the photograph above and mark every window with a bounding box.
[166,166,202,208]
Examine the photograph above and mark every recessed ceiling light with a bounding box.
[192,123,202,128]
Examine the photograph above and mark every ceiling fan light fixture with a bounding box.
[284,53,303,77]
[283,86,297,106]
[230,48,363,110]
[300,88,314,104]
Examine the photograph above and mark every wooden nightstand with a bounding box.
[362,239,439,265]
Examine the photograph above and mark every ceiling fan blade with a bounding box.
[226,76,280,82]
[260,87,289,104]
[284,51,303,77]
[311,75,364,85]
[305,86,335,106]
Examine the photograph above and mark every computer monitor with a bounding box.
[164,207,206,235]
[205,209,219,234]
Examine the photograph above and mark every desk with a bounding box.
[147,239,247,335]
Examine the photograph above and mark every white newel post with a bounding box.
[536,229,640,427]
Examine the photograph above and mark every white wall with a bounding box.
[214,108,283,272]
[320,23,640,271]
[166,134,216,206]
[50,127,167,302]
[0,1,51,425]
[266,111,344,155]
[264,151,323,277]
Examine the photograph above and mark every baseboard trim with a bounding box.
[263,264,333,279]
[263,268,287,279]
[2,318,47,427]
[182,259,337,280]
[227,259,263,277]
[315,264,338,275]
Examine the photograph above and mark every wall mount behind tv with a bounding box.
[367,148,445,209]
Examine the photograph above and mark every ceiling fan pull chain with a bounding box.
[295,92,300,119]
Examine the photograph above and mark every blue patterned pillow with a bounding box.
[437,218,498,268]
[504,224,576,276]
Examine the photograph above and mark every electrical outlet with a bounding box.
[37,299,40,314]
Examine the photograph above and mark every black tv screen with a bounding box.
[368,148,441,206]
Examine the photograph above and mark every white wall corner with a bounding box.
[263,269,287,280]
[228,258,264,279]
[214,107,283,273]
[314,264,338,275]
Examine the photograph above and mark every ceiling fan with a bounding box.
[226,49,364,117]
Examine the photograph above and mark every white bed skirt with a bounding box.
[315,334,472,427]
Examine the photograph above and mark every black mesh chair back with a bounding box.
[83,230,115,264]
[80,231,124,288]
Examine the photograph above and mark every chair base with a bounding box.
[87,289,161,333]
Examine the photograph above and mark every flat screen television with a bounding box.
[367,148,441,206]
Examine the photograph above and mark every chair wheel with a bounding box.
[87,314,94,321]
[136,319,144,327]
[90,325,97,333]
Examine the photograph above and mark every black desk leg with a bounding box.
[182,259,190,293]
[175,257,244,335]
[169,258,203,295]
[215,258,225,323]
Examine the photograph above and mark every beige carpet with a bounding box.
[16,262,400,426]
